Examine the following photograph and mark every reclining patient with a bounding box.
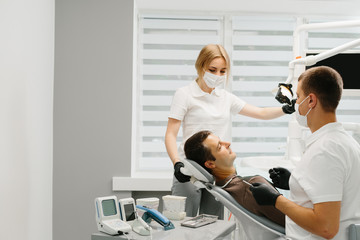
[184,130,285,227]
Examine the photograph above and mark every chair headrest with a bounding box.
[182,159,215,183]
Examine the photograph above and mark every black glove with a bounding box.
[269,167,291,190]
[250,182,281,206]
[282,98,296,114]
[174,162,190,183]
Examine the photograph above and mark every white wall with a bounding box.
[54,1,134,240]
[0,1,54,240]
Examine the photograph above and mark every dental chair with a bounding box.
[181,159,286,240]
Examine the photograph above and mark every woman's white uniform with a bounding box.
[169,80,245,217]
[286,122,360,239]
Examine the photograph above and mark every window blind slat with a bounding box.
[308,38,360,50]
[142,126,182,137]
[142,80,191,91]
[240,97,287,106]
[307,26,360,34]
[143,34,220,45]
[233,50,292,61]
[232,127,288,137]
[139,157,172,171]
[338,115,360,122]
[142,49,199,60]
[232,17,295,31]
[142,142,169,152]
[142,65,196,75]
[142,111,169,121]
[233,117,290,123]
[232,66,288,77]
[231,142,284,153]
[232,81,280,92]
[141,96,173,106]
[232,35,293,46]
[338,99,360,110]
[143,19,221,30]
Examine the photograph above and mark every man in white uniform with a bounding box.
[250,66,360,240]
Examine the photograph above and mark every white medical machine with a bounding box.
[276,37,360,104]
[95,196,132,235]
[119,197,152,236]
[274,20,360,165]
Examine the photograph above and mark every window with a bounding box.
[231,16,295,158]
[133,14,360,177]
[133,15,222,177]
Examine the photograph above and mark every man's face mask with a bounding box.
[203,71,226,88]
[295,95,312,128]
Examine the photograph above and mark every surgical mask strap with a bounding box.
[295,95,312,128]
[299,95,309,106]
[299,95,311,116]
[304,106,312,117]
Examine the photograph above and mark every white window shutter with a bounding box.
[133,15,360,176]
[231,16,296,158]
[135,15,222,174]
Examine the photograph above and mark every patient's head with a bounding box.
[184,130,215,172]
[184,130,236,176]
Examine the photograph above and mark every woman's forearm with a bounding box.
[165,118,182,165]
[165,132,180,165]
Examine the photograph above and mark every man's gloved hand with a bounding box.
[174,162,191,183]
[282,98,297,114]
[269,167,291,190]
[250,182,281,206]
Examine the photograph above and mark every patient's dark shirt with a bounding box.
[216,174,285,227]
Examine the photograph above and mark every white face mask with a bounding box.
[295,95,312,128]
[203,71,226,88]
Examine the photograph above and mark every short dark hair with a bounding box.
[184,130,216,173]
[299,66,343,112]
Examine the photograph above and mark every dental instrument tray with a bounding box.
[180,214,218,228]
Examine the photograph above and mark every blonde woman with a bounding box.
[165,44,294,218]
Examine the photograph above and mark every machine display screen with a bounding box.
[124,203,136,221]
[102,199,117,216]
[306,53,360,90]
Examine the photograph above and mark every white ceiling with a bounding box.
[135,0,360,18]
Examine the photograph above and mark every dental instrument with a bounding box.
[136,205,175,231]
[242,179,253,187]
